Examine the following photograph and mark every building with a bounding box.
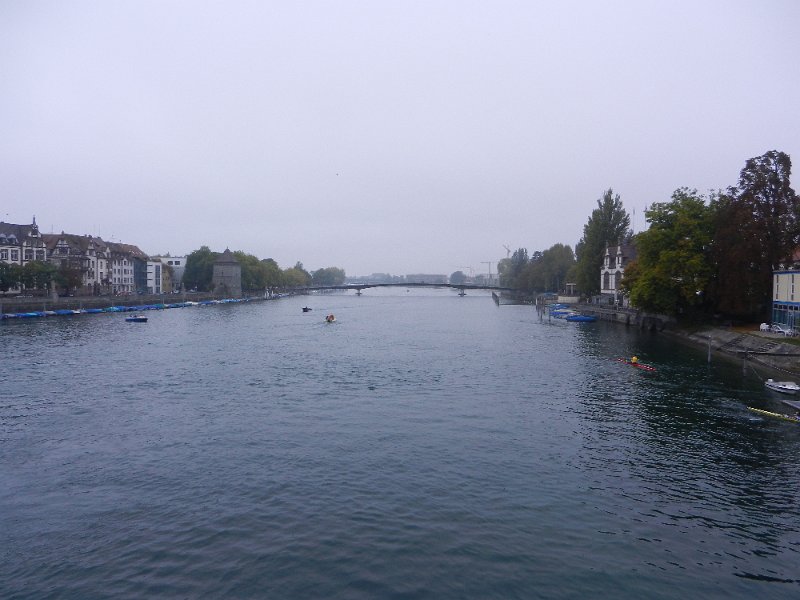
[43,233,111,294]
[104,242,148,294]
[600,244,636,306]
[146,259,163,295]
[212,248,242,297]
[0,218,46,266]
[772,269,800,329]
[152,255,187,291]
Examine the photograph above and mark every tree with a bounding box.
[52,263,83,295]
[283,262,311,287]
[183,246,218,291]
[622,188,714,317]
[0,262,22,295]
[575,189,631,295]
[450,270,467,285]
[261,258,284,289]
[234,251,269,292]
[519,244,575,293]
[711,150,800,319]
[496,258,512,286]
[312,267,346,286]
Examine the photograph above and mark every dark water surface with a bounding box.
[2,290,799,599]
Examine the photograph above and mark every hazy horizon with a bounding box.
[2,1,799,276]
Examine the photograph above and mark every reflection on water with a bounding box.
[2,290,800,598]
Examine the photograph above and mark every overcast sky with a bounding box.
[2,1,798,276]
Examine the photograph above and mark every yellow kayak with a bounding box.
[748,407,800,423]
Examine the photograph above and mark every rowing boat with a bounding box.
[615,358,656,372]
[748,407,800,423]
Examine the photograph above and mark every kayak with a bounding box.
[748,407,800,423]
[615,358,656,372]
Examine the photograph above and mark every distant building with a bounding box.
[212,249,242,298]
[0,218,47,294]
[600,244,636,306]
[0,218,46,266]
[43,233,111,294]
[772,269,800,329]
[152,255,187,291]
[406,274,448,284]
[146,259,163,295]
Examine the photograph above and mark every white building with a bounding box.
[772,270,800,329]
[152,255,187,291]
[600,244,636,306]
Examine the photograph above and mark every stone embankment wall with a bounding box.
[0,292,265,314]
[575,303,675,330]
[666,327,800,377]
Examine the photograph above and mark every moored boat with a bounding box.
[565,314,597,322]
[125,314,148,323]
[764,379,800,395]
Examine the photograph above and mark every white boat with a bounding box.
[765,379,800,394]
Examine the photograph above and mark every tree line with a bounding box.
[496,150,799,322]
[182,246,346,293]
[0,261,84,296]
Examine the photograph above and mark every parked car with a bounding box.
[771,323,796,336]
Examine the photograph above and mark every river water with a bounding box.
[2,289,799,599]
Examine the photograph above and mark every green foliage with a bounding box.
[312,267,346,286]
[261,258,283,288]
[499,248,529,288]
[496,258,512,286]
[183,246,218,291]
[575,189,631,295]
[518,244,575,293]
[52,262,82,294]
[450,270,467,285]
[711,150,800,319]
[0,262,22,294]
[622,188,713,317]
[234,251,270,291]
[283,262,311,287]
[19,260,58,290]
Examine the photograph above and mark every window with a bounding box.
[24,249,33,260]
[36,250,45,260]
[11,250,19,261]
[0,249,7,260]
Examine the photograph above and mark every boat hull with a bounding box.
[764,379,800,395]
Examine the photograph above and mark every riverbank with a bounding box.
[0,292,280,319]
[663,324,800,378]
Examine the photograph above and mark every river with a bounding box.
[2,289,799,599]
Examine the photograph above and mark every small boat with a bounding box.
[325,314,336,323]
[125,315,148,323]
[565,314,597,322]
[748,407,800,423]
[764,379,800,395]
[302,307,312,312]
[616,357,656,372]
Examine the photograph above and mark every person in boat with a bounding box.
[326,314,335,322]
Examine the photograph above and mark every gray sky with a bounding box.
[2,1,799,276]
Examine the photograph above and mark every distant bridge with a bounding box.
[291,282,517,295]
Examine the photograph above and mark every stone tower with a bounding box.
[212,248,242,298]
